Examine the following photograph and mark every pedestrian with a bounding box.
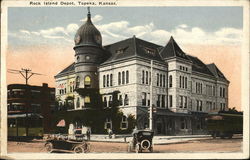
[108,128,113,139]
[86,128,91,141]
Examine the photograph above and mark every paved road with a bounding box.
[7,134,242,153]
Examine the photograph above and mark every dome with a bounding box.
[74,10,102,47]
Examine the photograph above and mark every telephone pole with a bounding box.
[8,68,43,136]
[149,60,153,130]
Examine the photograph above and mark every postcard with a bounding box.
[1,0,249,159]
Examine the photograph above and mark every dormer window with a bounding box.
[116,46,128,54]
[144,47,155,56]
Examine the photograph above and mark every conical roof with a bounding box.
[74,9,102,47]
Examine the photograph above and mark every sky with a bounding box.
[6,7,243,110]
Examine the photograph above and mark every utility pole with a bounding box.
[8,68,43,137]
[149,60,153,131]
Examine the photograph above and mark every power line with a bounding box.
[8,68,44,85]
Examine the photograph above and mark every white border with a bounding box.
[1,0,249,159]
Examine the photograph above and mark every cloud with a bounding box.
[9,16,242,47]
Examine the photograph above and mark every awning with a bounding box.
[57,119,66,127]
[8,113,43,118]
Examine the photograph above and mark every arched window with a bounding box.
[126,70,129,84]
[103,75,106,87]
[122,71,125,84]
[76,76,80,89]
[110,74,113,86]
[118,72,121,85]
[107,74,109,87]
[84,76,91,88]
[84,96,90,106]
[169,75,172,88]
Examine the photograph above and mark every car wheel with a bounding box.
[83,143,90,153]
[45,142,53,153]
[74,146,84,153]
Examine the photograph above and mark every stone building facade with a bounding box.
[54,9,229,135]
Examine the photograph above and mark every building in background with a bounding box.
[7,83,55,137]
[54,9,229,135]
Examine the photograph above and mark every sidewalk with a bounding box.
[89,134,211,145]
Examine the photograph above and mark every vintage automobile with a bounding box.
[127,130,154,153]
[44,134,90,153]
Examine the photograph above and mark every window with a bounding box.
[179,96,183,108]
[196,100,202,111]
[107,75,109,87]
[149,72,151,84]
[103,97,107,108]
[121,116,128,129]
[160,74,162,87]
[147,93,150,106]
[142,92,146,106]
[76,97,80,108]
[105,118,112,129]
[163,75,166,87]
[157,95,161,107]
[118,72,121,85]
[108,96,112,107]
[146,71,148,84]
[110,74,113,86]
[122,71,125,84]
[126,71,129,84]
[222,88,225,98]
[169,95,173,107]
[185,77,187,89]
[84,96,91,106]
[161,95,165,108]
[169,75,172,88]
[84,76,91,88]
[119,95,123,106]
[157,73,159,86]
[124,94,129,105]
[142,70,145,84]
[103,75,106,87]
[179,76,182,88]
[76,76,80,88]
[184,97,187,108]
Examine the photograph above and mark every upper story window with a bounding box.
[142,70,145,84]
[124,94,129,105]
[122,71,125,84]
[103,75,106,87]
[107,75,109,87]
[118,72,121,85]
[84,76,91,88]
[196,82,203,94]
[160,74,162,87]
[142,92,147,106]
[169,75,172,88]
[144,47,156,56]
[146,71,148,84]
[126,71,129,84]
[157,73,159,86]
[110,74,113,86]
[163,75,166,87]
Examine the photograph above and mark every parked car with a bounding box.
[127,129,154,153]
[44,134,90,153]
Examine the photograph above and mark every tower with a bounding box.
[73,7,105,90]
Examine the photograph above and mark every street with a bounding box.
[7,135,242,153]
